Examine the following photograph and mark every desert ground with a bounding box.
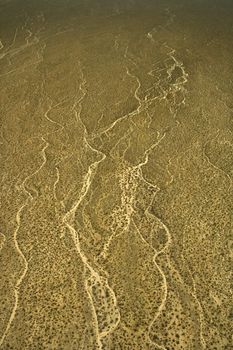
[0,0,232,349]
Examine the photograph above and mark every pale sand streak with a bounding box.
[134,134,170,350]
[203,132,232,191]
[90,44,158,140]
[100,131,166,258]
[25,29,33,45]
[21,138,49,199]
[92,41,187,142]
[186,262,207,349]
[161,148,207,349]
[89,63,143,140]
[62,69,120,347]
[62,139,110,349]
[129,41,190,350]
[133,222,168,350]
[167,245,207,350]
[0,27,18,60]
[0,19,44,78]
[94,47,168,259]
[0,204,29,348]
[98,130,169,349]
[0,22,41,63]
[53,166,60,202]
[0,138,49,347]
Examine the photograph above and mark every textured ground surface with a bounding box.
[0,0,232,349]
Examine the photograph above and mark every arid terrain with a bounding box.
[0,0,232,349]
